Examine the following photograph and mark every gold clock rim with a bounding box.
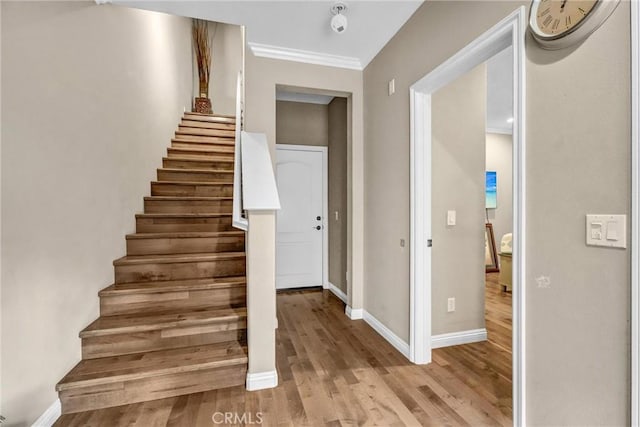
[528,0,600,41]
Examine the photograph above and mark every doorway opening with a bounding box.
[409,7,526,426]
[274,90,350,306]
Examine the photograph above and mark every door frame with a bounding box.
[631,0,639,424]
[275,144,329,288]
[409,7,526,426]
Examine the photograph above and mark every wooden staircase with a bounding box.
[56,112,248,414]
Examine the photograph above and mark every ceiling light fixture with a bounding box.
[330,2,348,34]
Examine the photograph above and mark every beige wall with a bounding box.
[207,22,243,116]
[244,51,364,375]
[526,2,630,424]
[486,132,513,252]
[1,2,192,424]
[276,101,329,147]
[328,98,348,293]
[363,1,630,424]
[431,64,486,336]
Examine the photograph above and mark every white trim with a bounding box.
[345,306,363,320]
[275,144,329,288]
[32,399,61,427]
[249,42,362,71]
[409,7,526,426]
[631,0,639,424]
[233,72,248,231]
[327,282,348,304]
[431,329,488,349]
[246,370,278,391]
[363,310,410,359]
[241,132,281,211]
[486,126,513,135]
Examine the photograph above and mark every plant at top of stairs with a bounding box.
[55,112,247,414]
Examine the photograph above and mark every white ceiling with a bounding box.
[114,1,423,69]
[486,47,513,133]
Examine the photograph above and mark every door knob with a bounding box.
[315,225,322,230]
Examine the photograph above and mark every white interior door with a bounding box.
[275,146,325,289]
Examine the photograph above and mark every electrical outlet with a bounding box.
[447,297,455,312]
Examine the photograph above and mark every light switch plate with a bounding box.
[586,214,626,248]
[447,210,456,226]
[388,78,395,95]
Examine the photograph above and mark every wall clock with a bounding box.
[529,0,620,49]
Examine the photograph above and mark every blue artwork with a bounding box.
[486,171,497,209]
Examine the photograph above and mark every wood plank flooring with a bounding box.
[55,277,511,426]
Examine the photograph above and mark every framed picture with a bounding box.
[485,223,499,273]
[486,171,497,209]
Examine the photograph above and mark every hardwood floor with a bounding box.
[55,279,512,426]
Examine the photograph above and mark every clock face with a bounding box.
[534,0,598,36]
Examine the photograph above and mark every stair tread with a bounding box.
[176,131,235,139]
[126,231,244,240]
[163,156,233,163]
[136,213,232,218]
[172,138,235,145]
[184,112,236,120]
[144,196,233,201]
[113,252,245,266]
[153,180,233,185]
[100,276,246,295]
[80,306,247,338]
[158,168,234,174]
[56,341,247,391]
[169,146,234,154]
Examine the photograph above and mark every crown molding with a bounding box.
[248,42,362,71]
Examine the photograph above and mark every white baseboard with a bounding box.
[246,370,278,391]
[345,305,363,320]
[431,328,487,349]
[363,310,410,359]
[326,282,348,303]
[32,399,61,427]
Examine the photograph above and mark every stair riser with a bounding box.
[168,148,234,160]
[174,134,234,144]
[151,183,233,197]
[163,158,233,171]
[183,113,235,125]
[127,235,245,256]
[136,217,234,233]
[115,258,246,284]
[60,364,246,414]
[82,322,246,359]
[178,126,235,138]
[157,169,233,183]
[181,119,235,131]
[171,140,235,152]
[100,287,247,316]
[171,141,236,156]
[144,199,232,214]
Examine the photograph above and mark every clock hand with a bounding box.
[560,0,568,11]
